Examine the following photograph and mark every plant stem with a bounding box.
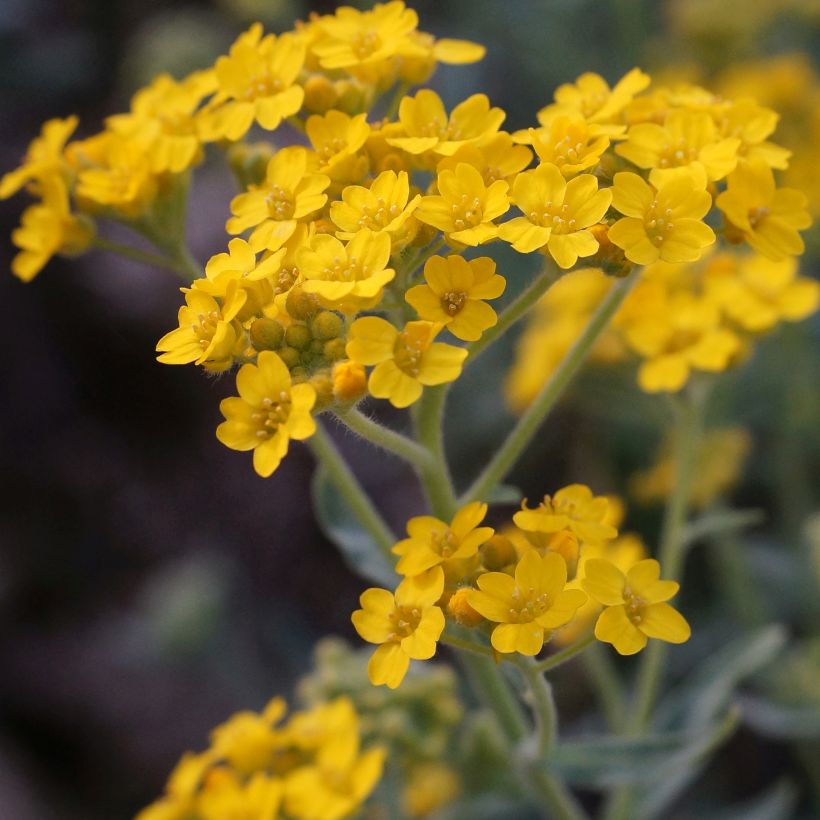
[91,236,191,278]
[534,633,596,673]
[462,272,637,504]
[309,421,396,559]
[583,643,626,732]
[440,631,496,659]
[414,385,458,519]
[333,407,434,472]
[466,263,563,365]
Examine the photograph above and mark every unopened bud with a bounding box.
[285,323,313,351]
[311,310,344,340]
[285,287,321,320]
[250,317,285,351]
[302,75,339,113]
[332,360,367,403]
[447,588,484,628]
[481,535,517,571]
[323,338,348,361]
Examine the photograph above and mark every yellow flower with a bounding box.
[392,501,495,576]
[624,289,741,393]
[436,132,533,185]
[716,159,811,260]
[227,147,330,251]
[0,115,78,199]
[499,162,612,268]
[468,550,587,655]
[405,254,506,341]
[201,25,305,141]
[525,112,618,176]
[205,237,286,287]
[705,252,820,332]
[198,771,282,820]
[346,318,467,407]
[297,228,395,312]
[417,162,509,245]
[583,558,691,655]
[10,177,93,282]
[712,98,791,170]
[332,360,368,403]
[387,90,505,158]
[351,567,446,689]
[156,285,246,371]
[608,169,715,265]
[538,67,650,124]
[216,351,317,477]
[616,109,740,182]
[402,763,461,817]
[330,169,421,250]
[513,484,618,563]
[105,70,216,174]
[210,697,287,773]
[305,109,370,182]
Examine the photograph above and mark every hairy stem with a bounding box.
[414,385,458,519]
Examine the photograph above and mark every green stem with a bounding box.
[583,643,626,732]
[466,263,563,365]
[333,407,434,472]
[308,421,396,559]
[534,633,596,673]
[91,236,191,278]
[414,385,458,519]
[440,631,496,659]
[462,272,637,504]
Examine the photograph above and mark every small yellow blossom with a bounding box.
[392,501,495,576]
[351,567,446,688]
[387,90,505,158]
[525,112,618,176]
[712,98,791,170]
[201,25,305,141]
[499,162,612,268]
[330,169,421,249]
[716,159,811,260]
[210,698,287,773]
[436,132,533,185]
[156,285,246,371]
[198,771,282,820]
[405,254,506,341]
[332,360,368,403]
[402,763,461,817]
[305,109,370,182]
[216,351,317,477]
[608,169,715,265]
[346,317,468,408]
[298,228,395,312]
[227,147,330,250]
[468,550,587,655]
[616,109,740,182]
[583,558,691,655]
[417,162,509,245]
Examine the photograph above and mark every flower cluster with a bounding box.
[352,485,690,687]
[5,1,814,477]
[138,695,384,820]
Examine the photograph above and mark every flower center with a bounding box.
[194,310,220,346]
[450,193,483,231]
[440,290,466,315]
[431,527,459,558]
[528,200,576,234]
[266,185,295,220]
[244,73,284,100]
[321,254,366,282]
[388,605,421,639]
[316,136,348,163]
[553,132,588,166]
[275,265,298,294]
[748,206,769,228]
[393,330,425,377]
[658,137,698,168]
[623,586,645,625]
[352,29,382,59]
[251,392,291,440]
[358,196,402,229]
[644,200,675,245]
[507,586,550,623]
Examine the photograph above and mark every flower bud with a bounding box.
[332,360,367,403]
[277,346,301,368]
[285,287,320,320]
[480,535,517,571]
[311,310,344,340]
[250,317,285,351]
[285,323,313,351]
[302,75,339,113]
[446,587,484,628]
[323,338,348,361]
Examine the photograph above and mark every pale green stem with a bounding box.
[582,643,626,733]
[462,272,638,505]
[91,236,191,279]
[466,263,563,365]
[414,385,458,519]
[308,422,396,559]
[333,407,434,472]
[605,386,708,820]
[440,631,496,659]
[534,633,596,673]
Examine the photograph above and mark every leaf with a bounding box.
[548,706,739,788]
[681,507,766,548]
[311,465,397,587]
[699,780,799,820]
[740,695,820,740]
[656,625,787,730]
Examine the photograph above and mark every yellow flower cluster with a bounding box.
[352,485,690,686]
[138,695,384,820]
[4,2,814,477]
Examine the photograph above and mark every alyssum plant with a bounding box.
[5,3,816,818]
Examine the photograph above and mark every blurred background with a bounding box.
[1,0,820,817]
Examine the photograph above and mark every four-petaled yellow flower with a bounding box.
[716,159,811,260]
[468,550,587,655]
[405,254,506,341]
[583,558,690,655]
[525,112,617,176]
[608,169,716,265]
[352,566,446,689]
[499,162,612,268]
[392,502,495,576]
[416,162,509,245]
[346,317,468,407]
[216,351,317,477]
